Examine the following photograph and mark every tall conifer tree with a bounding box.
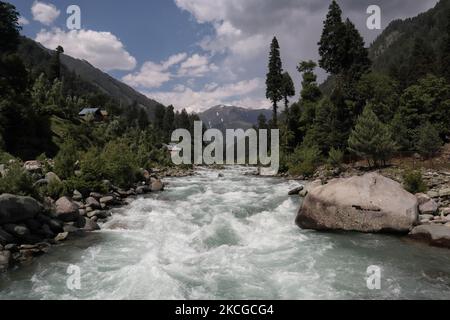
[266,37,283,127]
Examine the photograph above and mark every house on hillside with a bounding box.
[78,108,108,122]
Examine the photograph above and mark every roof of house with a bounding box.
[79,108,100,116]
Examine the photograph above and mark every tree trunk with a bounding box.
[273,101,278,128]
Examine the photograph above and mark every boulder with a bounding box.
[33,179,48,187]
[150,179,164,192]
[38,224,55,239]
[0,194,42,225]
[427,191,440,199]
[72,190,83,201]
[63,225,79,233]
[419,214,434,221]
[299,189,308,198]
[409,225,450,248]
[441,208,450,216]
[136,185,151,194]
[0,227,16,246]
[99,196,114,205]
[296,173,419,233]
[306,179,323,192]
[419,199,439,215]
[54,197,80,222]
[3,224,30,237]
[47,219,64,233]
[23,160,42,172]
[54,232,69,242]
[25,219,42,232]
[45,172,61,184]
[415,193,431,206]
[0,250,11,272]
[0,164,6,177]
[439,188,450,198]
[288,185,304,196]
[80,218,100,232]
[86,210,108,219]
[85,197,101,209]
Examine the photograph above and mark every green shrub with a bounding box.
[403,170,427,194]
[0,151,16,164]
[101,140,139,188]
[288,145,322,177]
[65,148,107,196]
[416,122,442,159]
[0,163,39,198]
[328,148,344,168]
[54,140,79,179]
[45,179,67,199]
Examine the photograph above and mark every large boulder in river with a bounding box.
[409,225,450,248]
[150,178,164,192]
[296,173,419,233]
[0,194,42,225]
[54,197,80,222]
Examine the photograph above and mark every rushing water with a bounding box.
[1,166,450,300]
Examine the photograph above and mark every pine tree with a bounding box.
[266,37,283,127]
[0,1,21,53]
[416,122,442,159]
[297,60,321,102]
[163,105,175,139]
[295,61,322,145]
[318,0,347,75]
[348,106,396,167]
[440,9,450,82]
[408,37,435,85]
[342,18,371,80]
[257,113,268,130]
[281,72,295,116]
[154,104,166,132]
[49,45,64,80]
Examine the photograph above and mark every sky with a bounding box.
[11,0,439,113]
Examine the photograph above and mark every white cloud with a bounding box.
[178,54,218,77]
[31,1,60,26]
[175,0,440,88]
[35,28,137,71]
[148,78,270,113]
[123,61,172,89]
[18,16,30,26]
[123,53,218,89]
[122,53,188,89]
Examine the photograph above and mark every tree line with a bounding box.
[0,1,198,199]
[263,0,450,176]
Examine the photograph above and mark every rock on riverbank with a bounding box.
[0,177,166,272]
[296,173,419,233]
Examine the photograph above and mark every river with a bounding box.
[1,166,450,299]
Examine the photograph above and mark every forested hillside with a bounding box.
[261,0,450,176]
[0,1,199,200]
[370,0,450,88]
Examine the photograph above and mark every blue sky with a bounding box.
[10,0,439,112]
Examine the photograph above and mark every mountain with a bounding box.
[16,37,163,118]
[369,0,449,74]
[320,0,450,93]
[198,105,272,131]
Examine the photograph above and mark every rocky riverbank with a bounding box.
[0,168,166,273]
[288,167,450,249]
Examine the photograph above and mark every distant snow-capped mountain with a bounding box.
[198,105,272,131]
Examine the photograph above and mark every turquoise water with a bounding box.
[1,167,450,299]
